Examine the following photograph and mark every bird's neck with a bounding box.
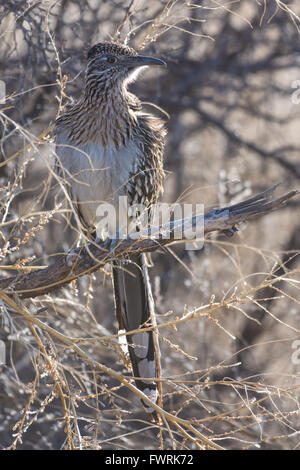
[57,76,138,148]
[76,78,136,147]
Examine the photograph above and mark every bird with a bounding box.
[54,41,166,415]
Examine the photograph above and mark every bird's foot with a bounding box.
[65,247,81,267]
[65,243,92,266]
[95,230,122,253]
[66,234,121,267]
[95,236,120,255]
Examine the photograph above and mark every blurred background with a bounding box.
[0,0,300,450]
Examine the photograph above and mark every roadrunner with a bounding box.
[54,42,166,413]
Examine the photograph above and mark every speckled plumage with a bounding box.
[54,42,166,414]
[55,42,166,232]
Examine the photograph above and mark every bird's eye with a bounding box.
[101,55,117,64]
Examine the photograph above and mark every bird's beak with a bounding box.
[121,55,166,68]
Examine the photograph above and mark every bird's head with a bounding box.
[86,42,165,86]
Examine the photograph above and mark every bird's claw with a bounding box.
[66,248,81,267]
[95,232,120,253]
[66,234,121,267]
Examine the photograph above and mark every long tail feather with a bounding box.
[112,253,161,414]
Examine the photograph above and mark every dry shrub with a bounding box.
[0,0,300,449]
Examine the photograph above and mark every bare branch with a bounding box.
[0,184,297,299]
